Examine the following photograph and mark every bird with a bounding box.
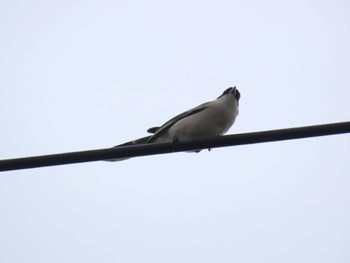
[106,87,241,161]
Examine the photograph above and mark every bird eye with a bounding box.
[234,89,241,101]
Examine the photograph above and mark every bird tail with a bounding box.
[104,135,152,162]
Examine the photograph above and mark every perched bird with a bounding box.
[107,87,240,161]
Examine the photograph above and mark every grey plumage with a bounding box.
[106,87,240,161]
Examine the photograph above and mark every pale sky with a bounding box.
[1,0,350,262]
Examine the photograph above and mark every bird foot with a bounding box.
[172,136,180,152]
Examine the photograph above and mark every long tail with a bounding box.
[104,135,152,162]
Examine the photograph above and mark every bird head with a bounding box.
[217,87,240,103]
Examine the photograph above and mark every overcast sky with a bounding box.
[1,0,350,262]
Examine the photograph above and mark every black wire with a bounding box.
[1,121,350,172]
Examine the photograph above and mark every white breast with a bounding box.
[157,95,239,142]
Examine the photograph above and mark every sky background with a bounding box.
[1,0,350,262]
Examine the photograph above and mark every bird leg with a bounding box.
[171,136,180,152]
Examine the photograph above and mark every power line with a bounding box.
[1,121,349,172]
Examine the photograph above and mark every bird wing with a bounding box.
[147,127,160,134]
[147,102,210,143]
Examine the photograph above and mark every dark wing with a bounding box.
[147,127,160,134]
[147,102,209,143]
